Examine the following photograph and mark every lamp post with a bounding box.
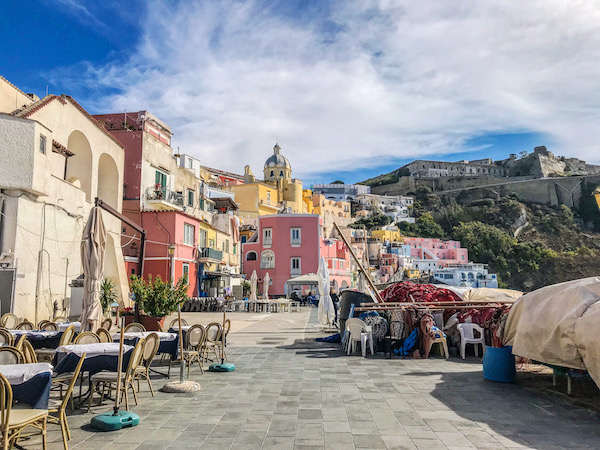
[168,244,176,284]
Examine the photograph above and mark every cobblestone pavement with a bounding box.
[30,309,600,449]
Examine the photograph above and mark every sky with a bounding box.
[2,0,600,185]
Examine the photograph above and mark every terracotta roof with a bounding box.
[14,95,125,150]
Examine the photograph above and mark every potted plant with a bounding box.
[127,274,189,331]
[100,278,117,318]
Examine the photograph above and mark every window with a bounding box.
[266,191,271,202]
[263,227,272,246]
[187,159,193,169]
[183,223,195,245]
[246,251,257,261]
[39,135,46,154]
[187,189,194,207]
[199,229,207,248]
[233,244,237,255]
[290,228,301,246]
[279,170,284,177]
[225,239,230,253]
[270,170,274,177]
[182,263,189,283]
[155,170,167,188]
[291,257,301,275]
[199,198,205,210]
[261,250,275,269]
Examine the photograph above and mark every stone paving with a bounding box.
[29,309,600,449]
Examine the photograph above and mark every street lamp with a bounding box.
[168,244,176,283]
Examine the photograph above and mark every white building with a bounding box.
[355,193,415,223]
[311,183,370,201]
[433,263,498,288]
[0,77,129,322]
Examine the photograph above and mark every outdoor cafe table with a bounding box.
[10,330,63,350]
[0,363,52,409]
[53,343,133,376]
[112,331,179,360]
[58,321,81,332]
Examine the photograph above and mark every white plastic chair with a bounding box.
[345,319,373,357]
[457,323,485,359]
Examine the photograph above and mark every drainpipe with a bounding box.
[34,204,49,325]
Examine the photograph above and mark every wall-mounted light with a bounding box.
[168,244,176,256]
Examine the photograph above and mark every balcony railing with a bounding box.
[146,187,184,208]
[198,247,223,261]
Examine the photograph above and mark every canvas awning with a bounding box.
[286,273,320,286]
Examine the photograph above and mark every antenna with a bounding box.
[45,85,48,96]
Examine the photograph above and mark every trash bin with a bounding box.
[483,345,516,383]
[339,291,371,332]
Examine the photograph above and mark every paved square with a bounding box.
[31,309,600,449]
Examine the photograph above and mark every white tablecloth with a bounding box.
[58,322,81,332]
[168,326,191,332]
[9,330,59,338]
[0,363,53,384]
[112,331,178,342]
[57,343,133,358]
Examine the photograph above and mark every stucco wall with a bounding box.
[0,77,34,114]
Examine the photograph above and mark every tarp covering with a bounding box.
[504,277,600,387]
[263,272,270,300]
[249,270,257,302]
[462,288,523,302]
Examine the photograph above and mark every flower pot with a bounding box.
[123,315,165,331]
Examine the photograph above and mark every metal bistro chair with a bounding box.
[41,322,59,332]
[100,318,112,331]
[0,313,19,330]
[52,316,69,324]
[0,373,48,450]
[47,353,85,450]
[168,318,188,329]
[179,325,206,377]
[0,347,24,365]
[21,340,38,364]
[0,328,14,346]
[134,333,160,396]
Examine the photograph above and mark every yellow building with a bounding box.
[371,227,402,243]
[302,189,314,214]
[225,144,304,217]
[311,193,351,219]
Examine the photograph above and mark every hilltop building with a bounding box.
[433,263,498,288]
[311,183,371,201]
[225,144,304,218]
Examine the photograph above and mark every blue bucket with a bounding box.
[483,345,516,383]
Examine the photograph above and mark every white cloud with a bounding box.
[74,0,600,179]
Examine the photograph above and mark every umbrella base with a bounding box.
[161,381,201,393]
[91,411,139,431]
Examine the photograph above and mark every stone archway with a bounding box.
[66,130,93,201]
[97,153,120,209]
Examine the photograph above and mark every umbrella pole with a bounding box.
[178,305,185,384]
[114,316,125,414]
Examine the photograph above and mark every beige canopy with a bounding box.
[463,287,523,302]
[504,277,600,387]
[80,207,106,332]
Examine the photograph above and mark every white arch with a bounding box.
[260,250,275,269]
[66,130,93,201]
[97,153,120,209]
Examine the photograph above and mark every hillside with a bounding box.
[397,186,600,291]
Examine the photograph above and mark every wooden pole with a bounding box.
[333,222,383,303]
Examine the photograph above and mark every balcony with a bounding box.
[146,187,183,210]
[198,247,223,262]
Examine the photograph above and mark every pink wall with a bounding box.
[242,215,352,296]
[404,237,469,263]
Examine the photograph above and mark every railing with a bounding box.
[146,187,184,207]
[199,247,223,261]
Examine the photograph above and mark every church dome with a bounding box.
[264,144,291,170]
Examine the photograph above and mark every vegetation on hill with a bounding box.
[349,213,392,230]
[397,186,600,291]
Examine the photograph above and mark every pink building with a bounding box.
[403,237,469,271]
[242,215,352,296]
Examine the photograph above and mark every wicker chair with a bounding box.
[88,339,146,411]
[124,323,146,333]
[15,321,34,331]
[47,354,85,449]
[201,323,222,363]
[168,318,188,329]
[0,373,48,449]
[134,333,160,396]
[41,322,58,332]
[52,316,68,324]
[96,328,113,343]
[0,313,19,330]
[0,347,24,364]
[37,320,50,330]
[21,339,38,363]
[100,318,112,330]
[0,328,13,346]
[73,332,100,345]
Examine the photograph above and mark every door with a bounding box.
[0,269,15,315]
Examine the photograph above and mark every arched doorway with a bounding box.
[97,153,120,209]
[66,131,93,201]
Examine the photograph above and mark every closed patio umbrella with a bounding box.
[317,257,335,327]
[249,270,258,302]
[80,206,106,333]
[263,272,270,300]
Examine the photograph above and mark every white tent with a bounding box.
[249,270,258,302]
[285,273,319,296]
[263,272,270,300]
[317,257,335,327]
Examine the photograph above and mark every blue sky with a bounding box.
[2,1,599,184]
